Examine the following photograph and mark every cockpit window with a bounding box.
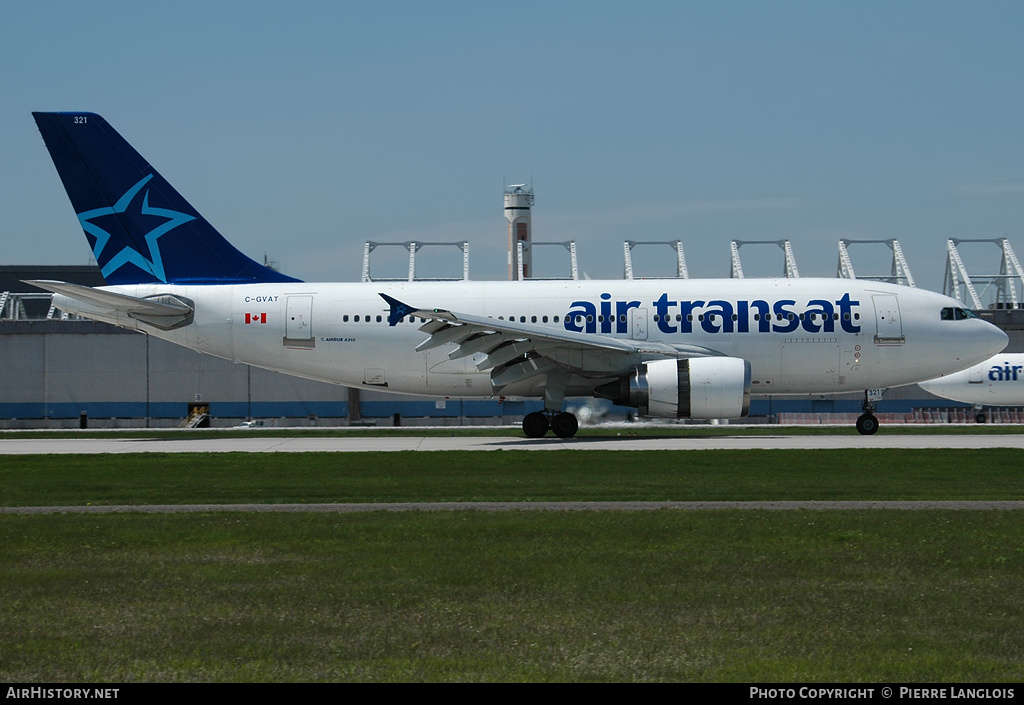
[940,307,977,321]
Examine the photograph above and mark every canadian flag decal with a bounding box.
[245,313,268,324]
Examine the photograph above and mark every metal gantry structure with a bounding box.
[361,241,470,283]
[352,237,1024,299]
[622,240,688,280]
[14,228,1021,319]
[0,292,70,320]
[943,238,1024,309]
[729,240,800,279]
[836,239,916,288]
[516,241,579,280]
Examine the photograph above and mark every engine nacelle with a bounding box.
[595,357,751,419]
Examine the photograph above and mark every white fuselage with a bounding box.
[918,353,1024,406]
[55,278,1007,404]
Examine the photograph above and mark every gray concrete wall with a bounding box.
[2,310,1022,429]
[0,320,523,428]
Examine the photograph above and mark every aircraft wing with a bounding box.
[380,293,721,392]
[25,280,194,331]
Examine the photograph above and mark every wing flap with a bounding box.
[414,323,477,351]
[448,331,511,359]
[478,341,536,370]
[490,356,559,390]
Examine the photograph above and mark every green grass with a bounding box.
[2,449,1024,506]
[2,510,1023,682]
[3,448,1024,682]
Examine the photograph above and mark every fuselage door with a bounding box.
[872,295,904,345]
[631,307,648,341]
[284,295,315,348]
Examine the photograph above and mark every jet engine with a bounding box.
[595,357,751,419]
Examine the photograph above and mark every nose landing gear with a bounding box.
[855,412,879,435]
[856,389,883,435]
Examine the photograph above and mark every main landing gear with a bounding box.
[522,410,579,439]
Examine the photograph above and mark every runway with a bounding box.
[2,431,1024,454]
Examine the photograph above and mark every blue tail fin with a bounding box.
[33,112,300,285]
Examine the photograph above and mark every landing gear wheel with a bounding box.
[522,411,550,438]
[550,412,579,439]
[856,413,879,436]
[976,412,987,424]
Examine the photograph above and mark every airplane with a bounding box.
[28,112,1009,437]
[918,352,1024,422]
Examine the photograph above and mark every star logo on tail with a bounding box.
[77,174,196,283]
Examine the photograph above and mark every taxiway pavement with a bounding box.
[2,432,1024,454]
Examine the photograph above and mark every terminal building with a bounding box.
[2,230,1023,429]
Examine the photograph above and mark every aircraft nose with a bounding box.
[916,376,945,396]
[984,322,1009,356]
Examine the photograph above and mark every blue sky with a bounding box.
[4,1,1024,293]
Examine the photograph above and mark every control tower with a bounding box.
[505,184,534,280]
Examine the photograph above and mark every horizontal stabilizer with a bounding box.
[25,280,194,330]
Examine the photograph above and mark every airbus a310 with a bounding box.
[28,112,1008,437]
